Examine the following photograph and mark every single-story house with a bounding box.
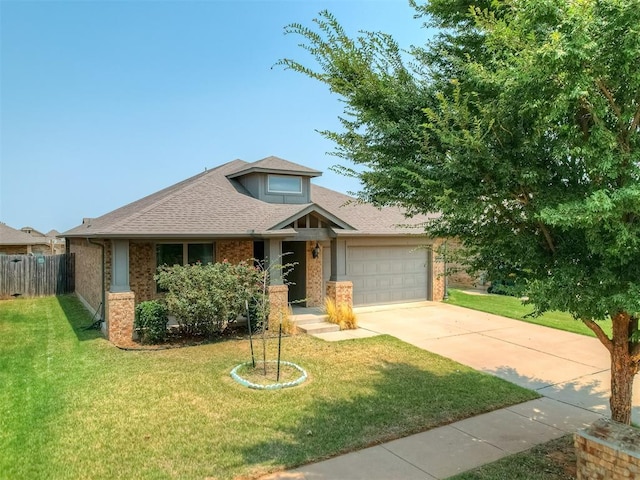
[0,223,52,255]
[63,156,445,346]
[20,226,66,255]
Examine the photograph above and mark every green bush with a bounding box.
[134,300,168,344]
[155,261,265,338]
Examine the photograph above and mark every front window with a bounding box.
[267,175,302,194]
[187,243,214,265]
[156,243,183,267]
[156,242,215,292]
[156,243,214,267]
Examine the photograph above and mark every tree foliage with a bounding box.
[281,0,640,423]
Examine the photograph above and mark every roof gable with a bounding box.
[268,204,355,231]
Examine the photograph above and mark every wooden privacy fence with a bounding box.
[0,253,75,298]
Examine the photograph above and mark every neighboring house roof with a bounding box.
[46,229,61,237]
[63,156,435,239]
[0,223,50,245]
[21,226,46,237]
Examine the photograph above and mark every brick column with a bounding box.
[431,238,446,301]
[268,284,289,326]
[106,291,136,348]
[326,281,353,307]
[306,241,323,307]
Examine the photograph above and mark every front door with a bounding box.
[282,241,306,306]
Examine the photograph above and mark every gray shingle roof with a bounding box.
[62,156,434,238]
[226,156,321,178]
[0,223,50,245]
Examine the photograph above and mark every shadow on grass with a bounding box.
[237,360,531,475]
[56,294,103,342]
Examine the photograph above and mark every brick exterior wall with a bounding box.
[575,418,640,479]
[69,238,105,315]
[71,238,290,345]
[306,241,323,307]
[268,284,289,325]
[0,245,29,255]
[0,244,53,255]
[431,239,446,302]
[129,242,157,303]
[217,240,253,264]
[445,238,488,290]
[105,291,136,347]
[105,241,112,291]
[326,281,353,307]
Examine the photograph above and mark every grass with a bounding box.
[1,295,538,480]
[448,435,576,480]
[445,289,612,338]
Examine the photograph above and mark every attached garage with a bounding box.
[347,244,431,306]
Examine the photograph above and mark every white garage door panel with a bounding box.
[348,246,429,306]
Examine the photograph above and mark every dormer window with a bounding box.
[267,175,302,194]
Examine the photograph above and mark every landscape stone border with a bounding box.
[230,360,308,390]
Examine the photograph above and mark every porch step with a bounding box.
[296,321,340,334]
[290,313,330,325]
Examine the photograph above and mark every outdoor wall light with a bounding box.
[312,242,320,259]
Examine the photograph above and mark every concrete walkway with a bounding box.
[263,302,639,479]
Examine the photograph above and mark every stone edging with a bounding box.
[230,360,307,390]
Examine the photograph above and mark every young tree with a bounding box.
[280,0,640,424]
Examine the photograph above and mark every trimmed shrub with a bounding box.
[155,261,264,338]
[134,300,168,344]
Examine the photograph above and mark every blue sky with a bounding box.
[1,0,430,233]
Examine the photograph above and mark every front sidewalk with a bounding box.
[262,397,600,480]
[263,301,638,479]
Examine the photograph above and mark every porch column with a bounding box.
[264,238,288,325]
[329,238,347,281]
[264,238,283,284]
[110,239,130,292]
[107,239,135,347]
[327,238,352,307]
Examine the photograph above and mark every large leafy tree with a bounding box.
[280,0,640,424]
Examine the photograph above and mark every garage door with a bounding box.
[348,246,430,306]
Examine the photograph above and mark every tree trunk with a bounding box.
[609,311,636,425]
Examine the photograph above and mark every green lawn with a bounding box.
[1,295,537,480]
[448,435,576,480]
[445,289,612,338]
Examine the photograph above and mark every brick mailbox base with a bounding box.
[575,418,640,479]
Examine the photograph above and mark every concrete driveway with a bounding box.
[350,301,640,424]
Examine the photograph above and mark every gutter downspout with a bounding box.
[87,238,106,323]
